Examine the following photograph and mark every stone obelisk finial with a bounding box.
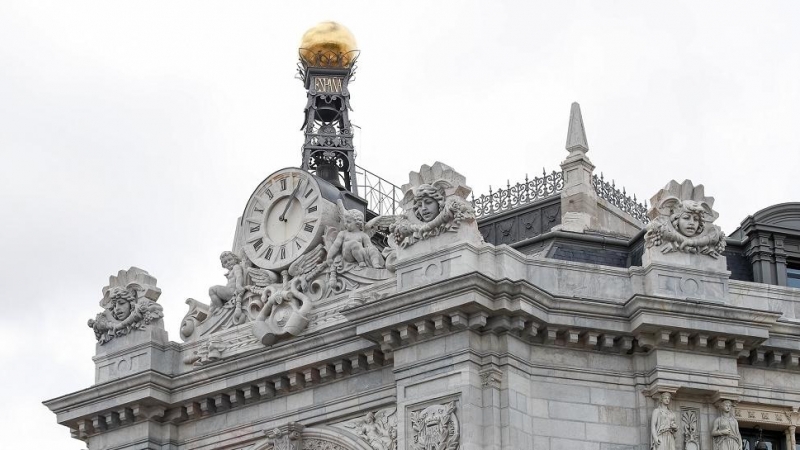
[566,102,589,156]
[558,101,597,234]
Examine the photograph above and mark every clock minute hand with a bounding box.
[278,179,304,222]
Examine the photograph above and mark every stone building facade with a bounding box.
[45,26,800,450]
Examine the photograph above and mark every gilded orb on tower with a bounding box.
[299,21,358,68]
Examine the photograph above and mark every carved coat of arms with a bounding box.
[410,402,459,450]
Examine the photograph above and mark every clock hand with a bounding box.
[278,178,304,222]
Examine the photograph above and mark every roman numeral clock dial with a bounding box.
[239,168,335,271]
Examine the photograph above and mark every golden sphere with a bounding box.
[299,21,358,67]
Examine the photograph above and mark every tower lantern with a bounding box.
[297,21,360,195]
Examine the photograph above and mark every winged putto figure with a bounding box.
[342,408,398,450]
[326,199,399,270]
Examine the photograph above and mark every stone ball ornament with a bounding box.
[299,21,358,67]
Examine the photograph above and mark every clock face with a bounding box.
[240,168,330,271]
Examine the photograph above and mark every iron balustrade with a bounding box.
[590,173,649,224]
[355,165,404,216]
[472,170,564,219]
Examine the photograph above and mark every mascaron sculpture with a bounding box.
[644,180,726,259]
[389,162,477,251]
[88,267,164,344]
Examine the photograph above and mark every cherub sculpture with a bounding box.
[644,180,726,258]
[208,251,246,314]
[181,253,280,342]
[88,286,164,344]
[342,408,398,450]
[326,200,392,270]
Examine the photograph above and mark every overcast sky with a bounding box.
[2,1,799,447]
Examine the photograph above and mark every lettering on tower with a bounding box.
[313,76,344,94]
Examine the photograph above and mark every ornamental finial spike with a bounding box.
[565,102,589,155]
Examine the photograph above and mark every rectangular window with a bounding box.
[788,260,800,288]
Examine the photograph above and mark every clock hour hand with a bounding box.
[278,179,304,222]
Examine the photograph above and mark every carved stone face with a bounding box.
[660,393,671,406]
[220,254,236,270]
[113,298,133,321]
[344,215,359,232]
[417,197,440,222]
[677,212,701,237]
[721,401,732,413]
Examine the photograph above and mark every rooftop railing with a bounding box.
[355,165,649,225]
[591,173,649,224]
[355,165,403,216]
[472,170,564,219]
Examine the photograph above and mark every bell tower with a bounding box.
[297,22,360,196]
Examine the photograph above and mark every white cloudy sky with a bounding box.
[1,1,798,447]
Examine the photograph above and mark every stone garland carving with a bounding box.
[410,401,459,450]
[682,408,700,450]
[87,267,164,344]
[340,408,397,450]
[182,336,228,366]
[302,440,347,450]
[644,180,726,258]
[712,400,742,450]
[389,162,477,251]
[651,392,678,450]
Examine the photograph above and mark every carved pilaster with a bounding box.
[682,408,700,450]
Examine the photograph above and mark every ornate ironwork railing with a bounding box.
[355,165,403,216]
[591,173,649,224]
[472,170,564,219]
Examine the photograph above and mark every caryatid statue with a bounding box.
[712,400,742,450]
[651,392,678,450]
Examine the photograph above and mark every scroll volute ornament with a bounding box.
[644,180,726,259]
[266,423,304,450]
